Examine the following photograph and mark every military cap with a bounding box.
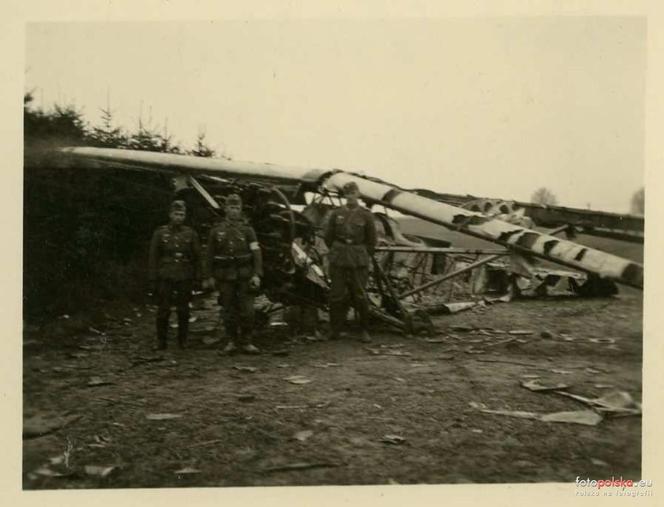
[225,194,242,206]
[342,181,359,194]
[170,200,186,212]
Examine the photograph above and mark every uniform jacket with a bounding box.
[149,224,202,281]
[205,218,263,281]
[324,205,377,267]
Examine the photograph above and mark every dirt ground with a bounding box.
[22,289,642,489]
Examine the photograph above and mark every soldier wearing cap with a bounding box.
[204,194,263,354]
[148,200,202,350]
[324,181,377,342]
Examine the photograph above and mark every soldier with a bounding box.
[324,181,377,342]
[204,194,263,354]
[148,200,202,350]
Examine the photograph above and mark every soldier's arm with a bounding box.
[148,229,161,281]
[247,227,263,277]
[323,210,336,248]
[365,210,377,256]
[203,227,216,280]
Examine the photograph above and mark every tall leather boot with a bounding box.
[357,299,372,343]
[177,309,189,349]
[327,302,344,340]
[156,313,169,350]
[221,327,238,354]
[240,327,260,354]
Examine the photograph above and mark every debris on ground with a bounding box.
[284,375,312,385]
[477,408,540,420]
[233,366,258,373]
[84,465,117,478]
[588,337,617,344]
[22,286,643,487]
[437,302,477,314]
[365,347,412,357]
[554,390,641,416]
[33,466,68,478]
[508,330,535,336]
[380,434,406,445]
[23,413,82,439]
[520,379,572,392]
[474,406,603,426]
[87,376,114,387]
[294,430,314,442]
[145,413,183,421]
[539,410,603,426]
[49,455,66,466]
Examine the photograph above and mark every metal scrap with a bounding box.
[473,405,603,426]
[520,379,572,392]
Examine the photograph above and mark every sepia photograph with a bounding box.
[18,10,651,497]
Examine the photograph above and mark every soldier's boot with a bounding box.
[360,329,372,343]
[177,312,189,349]
[220,328,238,355]
[240,328,260,354]
[326,303,344,340]
[155,315,169,350]
[357,301,372,343]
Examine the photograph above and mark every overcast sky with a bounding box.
[26,18,645,212]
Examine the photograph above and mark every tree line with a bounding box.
[530,186,644,215]
[24,91,220,157]
[23,92,221,322]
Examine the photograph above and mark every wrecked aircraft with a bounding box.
[44,146,643,334]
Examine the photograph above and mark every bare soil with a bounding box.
[23,290,642,489]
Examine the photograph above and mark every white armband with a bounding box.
[249,242,260,251]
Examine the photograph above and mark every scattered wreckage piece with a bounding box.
[469,402,604,426]
[553,390,641,417]
[519,380,641,418]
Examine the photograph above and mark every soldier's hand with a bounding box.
[249,275,261,290]
[202,277,216,290]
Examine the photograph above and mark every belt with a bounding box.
[335,239,360,246]
[213,254,252,265]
